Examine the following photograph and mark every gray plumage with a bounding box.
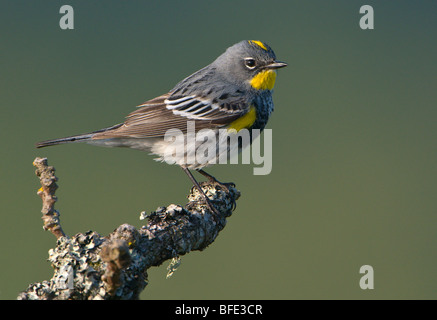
[36,40,286,162]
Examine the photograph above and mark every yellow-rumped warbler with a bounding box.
[36,40,287,212]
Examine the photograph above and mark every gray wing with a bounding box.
[92,92,250,139]
[93,63,252,140]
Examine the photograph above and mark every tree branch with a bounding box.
[18,157,240,300]
[33,157,66,239]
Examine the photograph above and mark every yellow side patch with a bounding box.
[249,40,268,51]
[250,69,277,90]
[228,106,257,132]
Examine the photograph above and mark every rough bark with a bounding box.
[18,157,240,300]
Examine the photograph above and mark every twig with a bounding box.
[18,157,240,300]
[33,157,66,239]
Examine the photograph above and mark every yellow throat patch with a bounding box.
[250,69,277,91]
[228,106,257,132]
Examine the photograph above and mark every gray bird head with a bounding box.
[211,40,287,90]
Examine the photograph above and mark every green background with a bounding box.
[1,1,436,299]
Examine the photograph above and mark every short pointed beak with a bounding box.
[267,61,288,69]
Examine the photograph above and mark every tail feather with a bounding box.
[35,133,93,148]
[35,123,123,148]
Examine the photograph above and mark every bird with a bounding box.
[36,40,287,214]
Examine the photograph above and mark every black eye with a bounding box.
[244,58,256,69]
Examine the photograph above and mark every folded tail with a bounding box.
[35,133,94,148]
[35,123,123,148]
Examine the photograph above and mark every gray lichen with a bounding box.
[18,158,240,300]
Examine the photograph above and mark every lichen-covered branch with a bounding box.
[33,157,66,239]
[18,157,240,300]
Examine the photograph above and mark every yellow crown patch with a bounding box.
[249,40,268,51]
